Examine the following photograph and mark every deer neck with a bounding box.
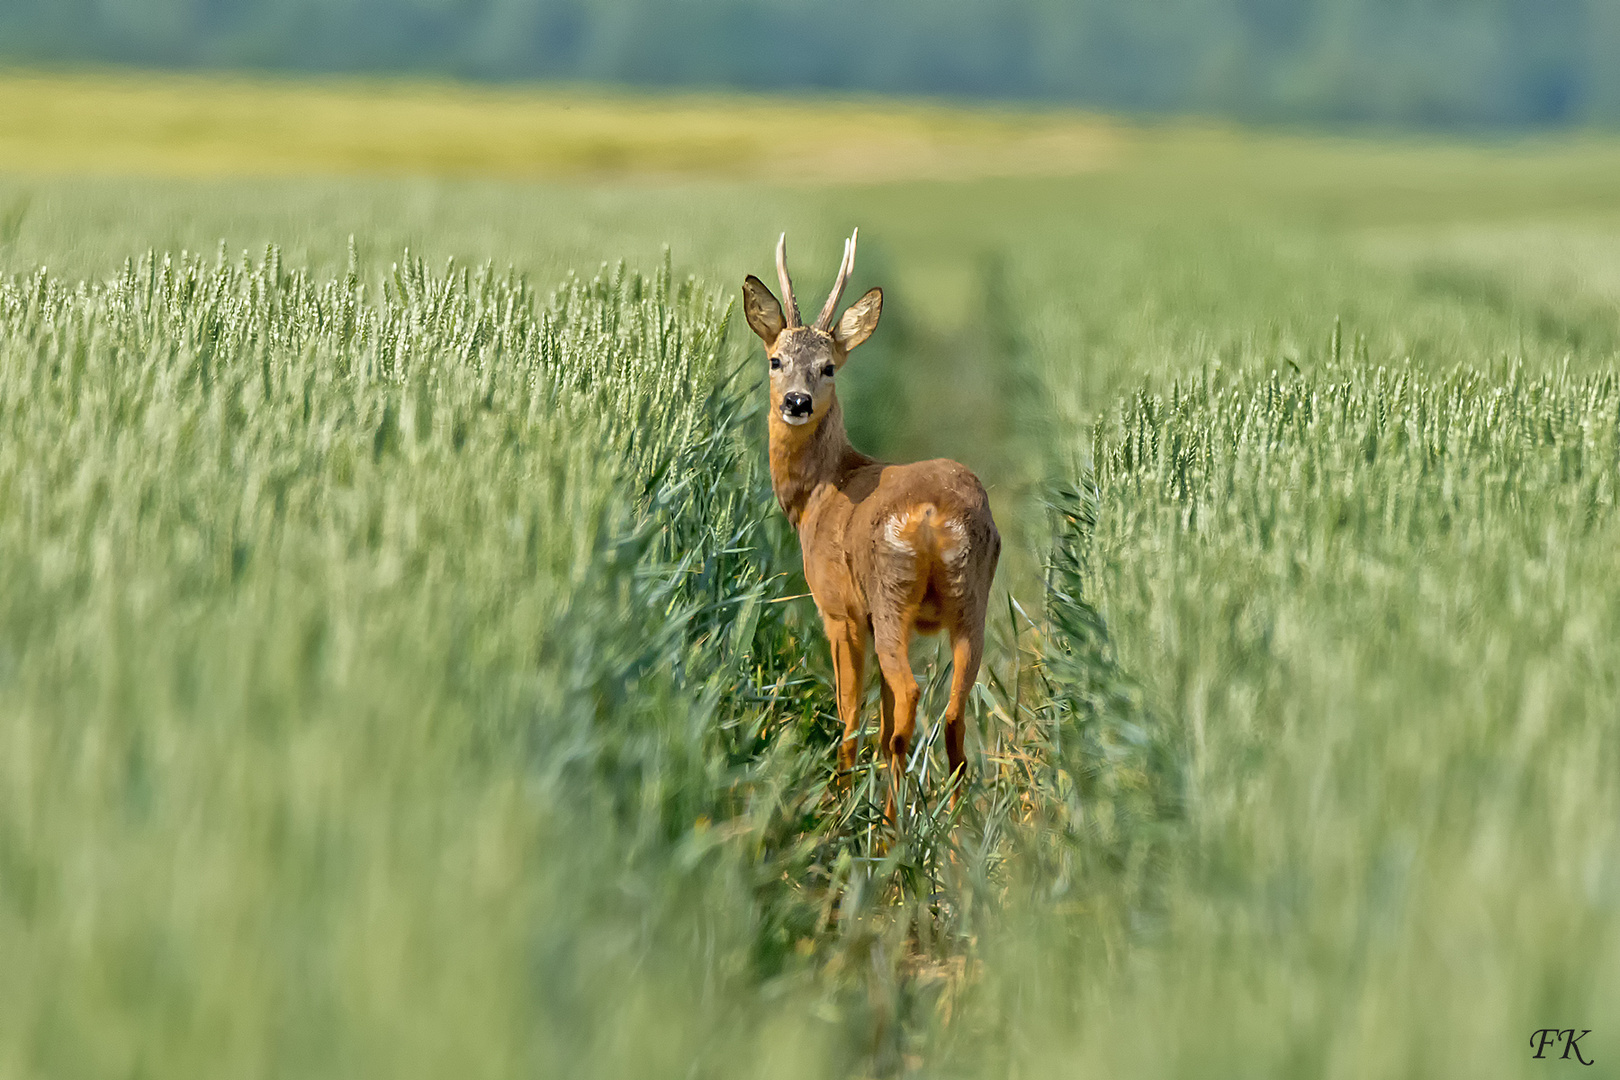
[768,393,865,529]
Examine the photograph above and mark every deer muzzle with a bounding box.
[781,391,813,424]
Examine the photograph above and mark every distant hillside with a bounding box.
[2,0,1616,128]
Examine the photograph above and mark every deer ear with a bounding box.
[742,275,785,346]
[833,287,882,357]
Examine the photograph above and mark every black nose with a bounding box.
[783,391,813,416]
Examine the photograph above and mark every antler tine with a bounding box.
[775,232,801,327]
[814,228,858,332]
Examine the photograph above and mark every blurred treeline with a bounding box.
[3,0,1618,129]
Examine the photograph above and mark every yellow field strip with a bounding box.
[0,68,1121,182]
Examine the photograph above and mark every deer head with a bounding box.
[742,230,883,428]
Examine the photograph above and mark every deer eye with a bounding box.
[770,356,781,370]
[822,364,835,377]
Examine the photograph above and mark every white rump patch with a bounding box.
[882,514,912,553]
[939,518,970,573]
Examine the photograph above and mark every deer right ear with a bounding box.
[833,287,882,355]
[742,275,786,347]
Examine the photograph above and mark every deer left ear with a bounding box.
[833,287,882,359]
[742,275,786,347]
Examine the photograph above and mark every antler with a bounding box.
[775,233,801,327]
[813,228,858,332]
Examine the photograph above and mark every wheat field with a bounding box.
[0,70,1617,1078]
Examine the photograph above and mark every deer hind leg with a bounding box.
[943,629,983,803]
[872,610,920,824]
[878,676,896,774]
[827,617,868,776]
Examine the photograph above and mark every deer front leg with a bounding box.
[826,617,867,776]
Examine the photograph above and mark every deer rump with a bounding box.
[833,459,998,641]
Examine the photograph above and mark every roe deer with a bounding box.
[742,231,1001,816]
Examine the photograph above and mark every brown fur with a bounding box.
[743,237,1000,817]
